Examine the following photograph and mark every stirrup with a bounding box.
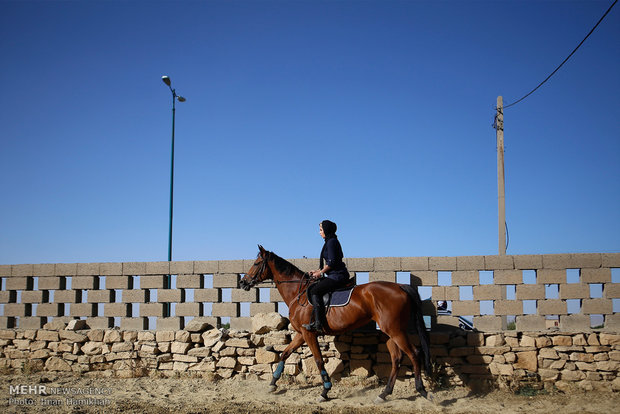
[302,321,323,333]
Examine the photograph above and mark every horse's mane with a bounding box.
[267,251,305,277]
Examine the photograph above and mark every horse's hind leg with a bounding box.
[390,333,428,399]
[375,338,403,403]
[269,332,305,392]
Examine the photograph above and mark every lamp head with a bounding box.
[161,76,171,86]
[177,96,186,102]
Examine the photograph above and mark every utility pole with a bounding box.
[495,96,506,255]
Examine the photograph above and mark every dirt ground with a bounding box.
[1,372,618,414]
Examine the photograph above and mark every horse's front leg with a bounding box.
[303,330,331,402]
[269,332,306,392]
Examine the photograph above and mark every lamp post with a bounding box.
[162,76,186,262]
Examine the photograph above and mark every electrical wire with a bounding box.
[503,0,617,110]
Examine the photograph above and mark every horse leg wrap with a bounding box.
[273,361,285,380]
[415,375,427,398]
[320,370,332,390]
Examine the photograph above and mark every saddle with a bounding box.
[321,278,356,309]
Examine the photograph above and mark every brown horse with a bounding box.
[240,246,432,403]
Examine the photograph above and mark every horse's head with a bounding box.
[240,245,273,291]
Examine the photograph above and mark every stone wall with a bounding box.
[1,252,619,332]
[0,316,618,392]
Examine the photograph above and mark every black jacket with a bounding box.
[320,236,349,281]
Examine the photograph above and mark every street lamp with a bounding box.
[162,75,186,262]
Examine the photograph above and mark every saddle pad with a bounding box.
[323,286,355,308]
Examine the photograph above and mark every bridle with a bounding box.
[246,251,314,306]
[245,255,270,287]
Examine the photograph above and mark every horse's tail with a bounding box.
[399,284,431,377]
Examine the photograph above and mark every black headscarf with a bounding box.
[320,219,341,272]
[321,220,337,239]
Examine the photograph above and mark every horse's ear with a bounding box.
[258,245,265,256]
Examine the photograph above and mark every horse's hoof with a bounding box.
[425,392,435,403]
[374,396,387,404]
[268,385,277,393]
[316,395,328,403]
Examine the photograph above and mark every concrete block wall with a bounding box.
[0,253,618,332]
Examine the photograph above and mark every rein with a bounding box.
[275,272,313,307]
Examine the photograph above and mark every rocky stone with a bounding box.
[66,319,88,331]
[475,346,510,355]
[263,332,289,346]
[216,357,238,369]
[255,348,278,364]
[171,342,192,354]
[349,359,372,377]
[32,349,52,359]
[0,330,16,340]
[217,368,234,379]
[88,329,104,342]
[184,320,212,333]
[599,333,620,346]
[36,330,59,342]
[188,360,216,371]
[220,347,237,357]
[587,333,600,346]
[45,356,72,371]
[175,331,191,343]
[467,333,484,346]
[225,338,251,348]
[252,312,288,334]
[575,362,597,371]
[43,319,67,330]
[103,330,122,343]
[248,363,272,374]
[172,354,198,363]
[520,336,536,347]
[187,347,211,358]
[237,356,256,365]
[173,361,189,371]
[570,353,594,362]
[596,360,620,371]
[111,342,133,353]
[539,348,559,359]
[140,344,159,355]
[202,329,224,347]
[552,336,572,346]
[514,351,537,372]
[59,330,88,343]
[561,370,586,381]
[123,331,138,342]
[593,353,609,362]
[572,334,587,346]
[137,331,156,342]
[81,342,103,355]
[492,363,514,376]
[156,331,175,342]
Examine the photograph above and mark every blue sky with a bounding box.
[1,0,618,266]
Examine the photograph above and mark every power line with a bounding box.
[503,0,617,110]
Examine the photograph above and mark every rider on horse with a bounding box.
[303,220,350,333]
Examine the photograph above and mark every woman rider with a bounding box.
[302,220,350,333]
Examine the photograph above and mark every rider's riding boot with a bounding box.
[303,294,328,333]
[302,306,323,333]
